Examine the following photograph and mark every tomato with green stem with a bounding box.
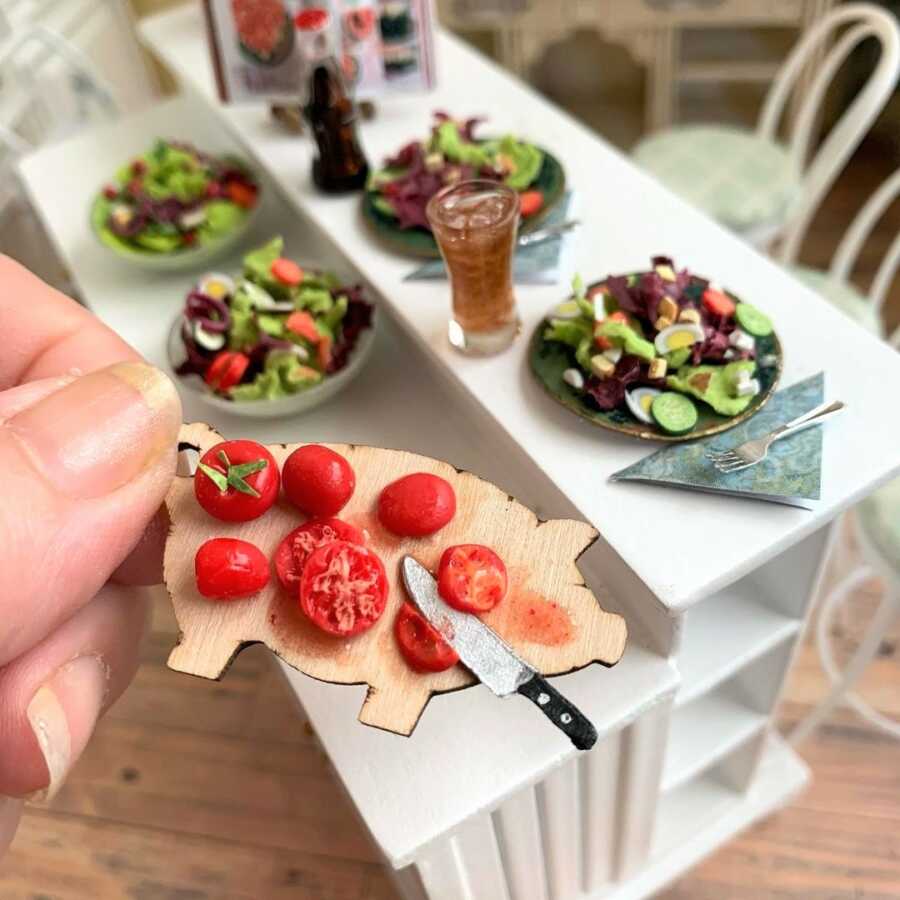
[194,439,280,522]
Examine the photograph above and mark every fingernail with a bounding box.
[25,656,108,803]
[9,362,181,499]
[0,794,23,855]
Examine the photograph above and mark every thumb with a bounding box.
[0,362,181,665]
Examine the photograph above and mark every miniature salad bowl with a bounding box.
[91,139,261,272]
[167,236,377,419]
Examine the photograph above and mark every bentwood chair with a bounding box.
[789,171,900,744]
[632,4,900,256]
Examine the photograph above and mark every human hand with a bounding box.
[0,257,181,854]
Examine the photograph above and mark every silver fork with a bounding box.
[705,400,845,474]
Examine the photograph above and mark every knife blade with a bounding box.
[401,556,598,750]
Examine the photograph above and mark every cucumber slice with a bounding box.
[735,302,773,337]
[651,392,698,435]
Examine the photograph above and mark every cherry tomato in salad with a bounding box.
[317,333,333,371]
[282,445,356,516]
[205,181,223,198]
[194,439,280,522]
[102,184,118,200]
[131,159,147,176]
[377,473,456,537]
[273,517,365,591]
[438,544,508,613]
[299,540,388,636]
[182,231,198,246]
[226,180,258,209]
[702,288,735,318]
[195,538,270,599]
[518,190,544,218]
[394,603,459,673]
[127,178,143,196]
[286,310,320,343]
[204,351,250,393]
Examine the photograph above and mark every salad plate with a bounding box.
[168,236,376,419]
[530,257,783,442]
[91,139,261,271]
[164,423,627,737]
[362,112,566,258]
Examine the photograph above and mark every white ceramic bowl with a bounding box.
[166,308,378,419]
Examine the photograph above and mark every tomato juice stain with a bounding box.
[505,590,574,646]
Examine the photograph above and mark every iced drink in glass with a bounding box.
[426,179,520,355]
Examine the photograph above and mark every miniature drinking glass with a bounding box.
[426,179,520,355]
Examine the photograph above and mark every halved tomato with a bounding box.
[437,544,508,613]
[286,310,320,343]
[299,540,388,636]
[394,603,459,673]
[274,518,365,592]
[204,351,249,393]
[518,189,544,217]
[225,180,258,209]
[271,257,303,286]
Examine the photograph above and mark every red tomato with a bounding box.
[204,351,250,393]
[102,184,118,200]
[518,190,544,217]
[273,517,365,591]
[131,159,147,176]
[226,180,258,209]
[295,8,329,29]
[271,257,303,285]
[195,538,269,599]
[438,544,508,613]
[702,288,735,318]
[194,440,280,522]
[299,540,388,636]
[285,310,320,343]
[377,473,456,537]
[182,231,197,246]
[282,445,355,516]
[317,333,333,371]
[608,310,631,324]
[394,603,459,673]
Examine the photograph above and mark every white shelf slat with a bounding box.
[676,579,801,707]
[662,693,766,793]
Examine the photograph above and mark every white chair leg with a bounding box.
[790,567,900,745]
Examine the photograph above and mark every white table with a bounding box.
[18,8,900,897]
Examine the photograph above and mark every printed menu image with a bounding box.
[203,0,435,103]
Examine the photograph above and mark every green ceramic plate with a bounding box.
[361,146,566,258]
[529,276,783,443]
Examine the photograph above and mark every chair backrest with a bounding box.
[757,3,900,264]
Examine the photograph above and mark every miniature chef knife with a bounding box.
[401,556,598,750]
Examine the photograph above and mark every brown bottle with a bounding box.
[304,59,369,193]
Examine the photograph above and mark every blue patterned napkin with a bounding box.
[610,373,826,508]
[404,192,575,285]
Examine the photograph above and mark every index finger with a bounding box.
[0,255,138,388]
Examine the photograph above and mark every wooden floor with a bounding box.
[3,91,900,900]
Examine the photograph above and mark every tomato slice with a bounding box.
[274,518,365,592]
[295,8,329,30]
[437,544,508,613]
[286,310,320,343]
[702,288,735,318]
[195,538,270,600]
[271,257,303,286]
[225,180,258,209]
[204,351,250,393]
[518,189,544,217]
[300,541,387,636]
[394,603,459,673]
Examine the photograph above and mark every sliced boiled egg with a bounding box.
[179,207,207,230]
[239,278,294,312]
[625,387,661,424]
[562,367,584,389]
[110,204,133,228]
[191,319,226,351]
[198,272,235,300]
[654,322,704,355]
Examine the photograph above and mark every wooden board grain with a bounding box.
[163,423,627,737]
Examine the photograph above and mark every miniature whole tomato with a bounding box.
[377,473,456,537]
[518,189,544,217]
[204,351,249,393]
[299,540,388,636]
[273,517,365,591]
[438,544,508,613]
[282,444,355,516]
[194,440,280,522]
[195,538,270,599]
[394,603,459,673]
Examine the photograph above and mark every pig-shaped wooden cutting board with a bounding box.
[164,423,627,736]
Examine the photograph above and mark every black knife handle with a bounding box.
[517,675,598,750]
